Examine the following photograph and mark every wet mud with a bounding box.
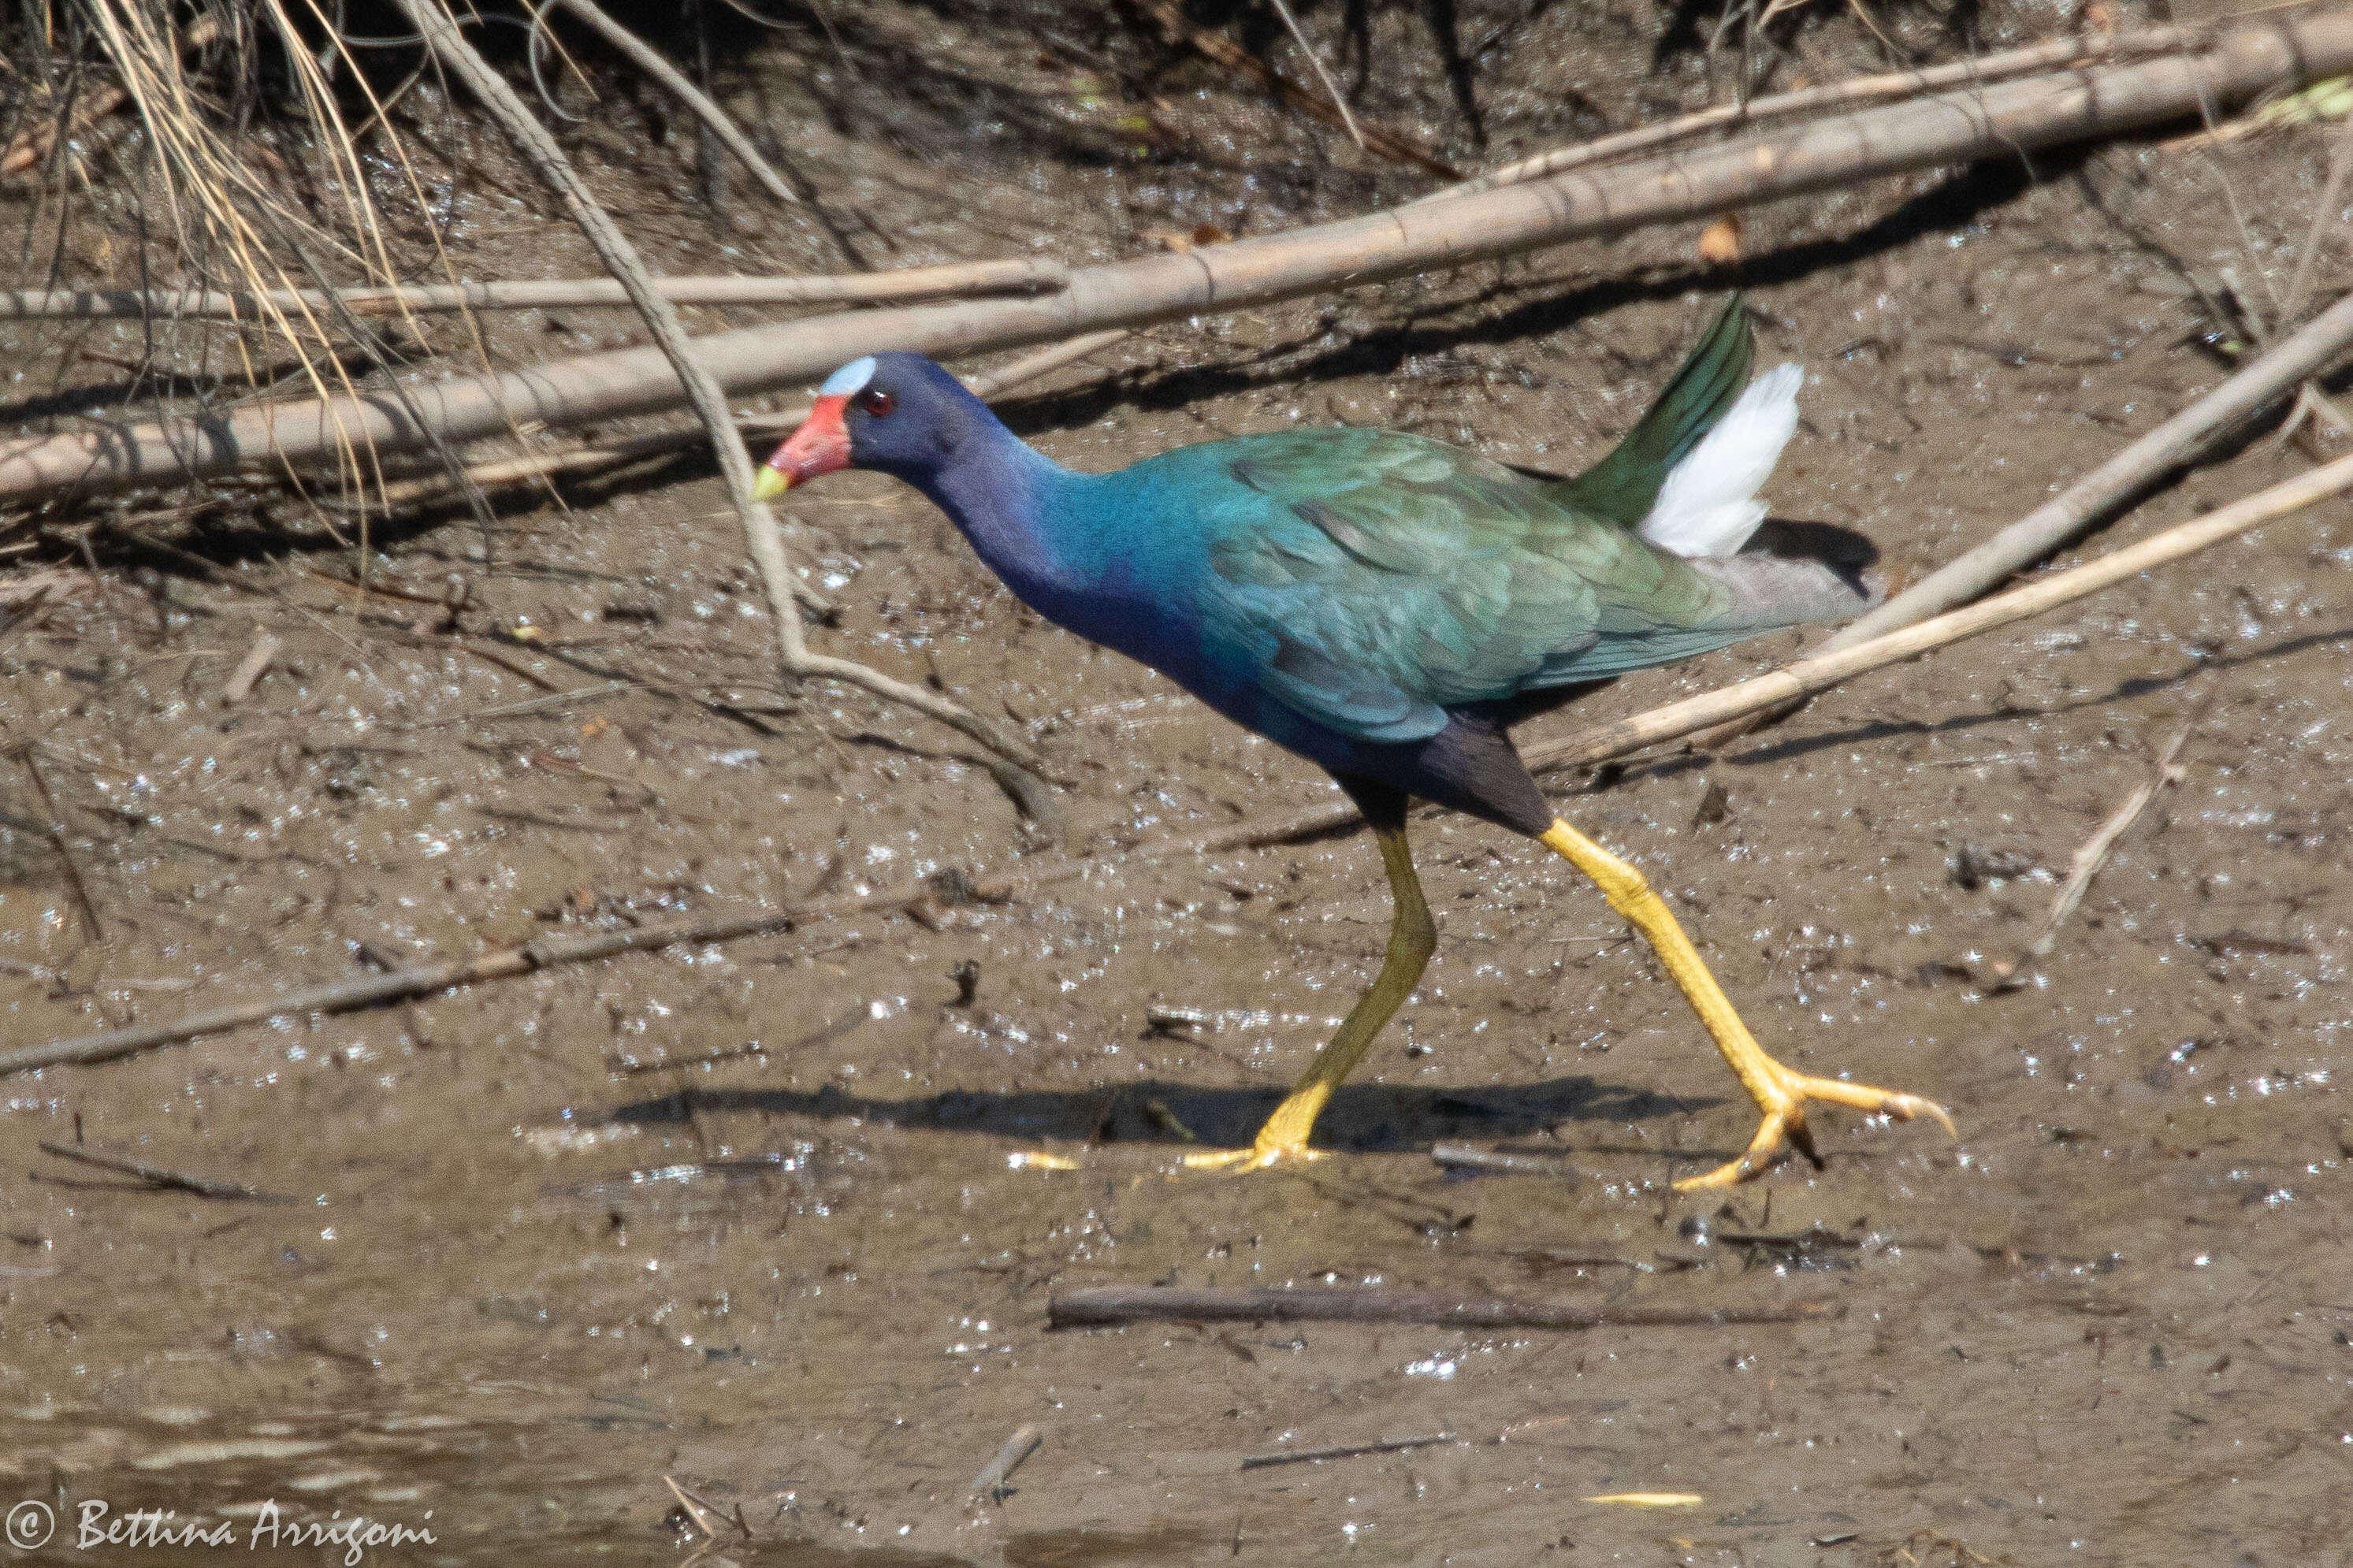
[2,1,2351,1562]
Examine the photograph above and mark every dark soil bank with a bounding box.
[2,1,2350,1563]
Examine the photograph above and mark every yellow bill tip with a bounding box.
[751,464,790,502]
[1583,1493,1703,1508]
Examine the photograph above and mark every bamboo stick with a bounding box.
[360,327,1134,507]
[4,9,2343,503]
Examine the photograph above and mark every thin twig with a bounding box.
[1266,0,1364,149]
[1980,697,2209,991]
[36,1139,295,1202]
[968,1425,1043,1501]
[547,0,801,206]
[15,746,103,941]
[1240,1431,1455,1470]
[407,678,634,728]
[611,1001,869,1074]
[1046,1285,1828,1331]
[390,0,1042,774]
[2284,105,2353,322]
[0,260,1069,320]
[0,870,1050,1079]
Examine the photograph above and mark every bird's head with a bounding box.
[753,352,977,500]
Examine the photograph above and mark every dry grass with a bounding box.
[0,0,498,529]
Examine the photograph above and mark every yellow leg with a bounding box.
[1538,819,1953,1189]
[1185,824,1435,1171]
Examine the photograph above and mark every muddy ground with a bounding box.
[3,1,2352,1562]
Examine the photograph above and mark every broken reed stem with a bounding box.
[36,1139,292,1202]
[0,259,1068,321]
[392,0,1040,774]
[547,0,803,207]
[6,8,2346,501]
[968,1425,1044,1501]
[1419,23,2206,204]
[1046,1285,1828,1331]
[1983,697,2207,990]
[1166,449,2353,853]
[1429,1142,1580,1178]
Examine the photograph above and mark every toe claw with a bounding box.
[1676,1071,1953,1189]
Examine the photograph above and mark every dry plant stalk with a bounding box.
[0,863,1075,1078]
[1980,700,2207,992]
[0,9,222,177]
[7,7,2345,503]
[1266,0,1364,150]
[389,0,1041,771]
[0,258,1067,319]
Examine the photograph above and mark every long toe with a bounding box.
[1674,1069,1955,1191]
[1181,1140,1326,1173]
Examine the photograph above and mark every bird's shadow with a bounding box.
[603,1072,1711,1156]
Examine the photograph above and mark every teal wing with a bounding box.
[1192,429,1764,743]
[1552,296,1753,526]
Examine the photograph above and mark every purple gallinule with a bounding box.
[754,301,1951,1188]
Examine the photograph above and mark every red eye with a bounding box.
[857,388,895,418]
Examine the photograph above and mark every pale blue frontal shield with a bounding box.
[819,357,877,397]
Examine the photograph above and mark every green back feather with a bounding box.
[1554,296,1754,526]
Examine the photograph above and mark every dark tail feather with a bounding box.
[1553,297,1753,527]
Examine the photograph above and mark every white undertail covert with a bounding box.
[1635,362,1803,559]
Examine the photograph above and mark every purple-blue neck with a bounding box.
[874,399,1093,604]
